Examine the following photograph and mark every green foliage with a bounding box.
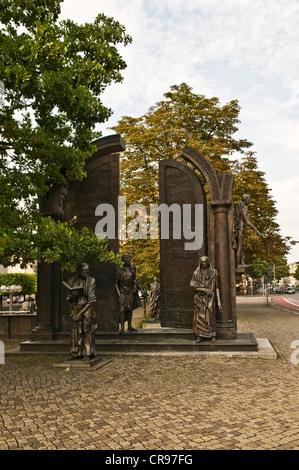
[113,83,253,206]
[35,217,122,271]
[246,259,270,279]
[121,239,159,291]
[0,272,37,294]
[245,258,290,284]
[112,83,291,286]
[294,265,299,281]
[0,0,132,268]
[0,215,122,271]
[273,260,290,280]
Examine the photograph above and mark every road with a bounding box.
[270,291,299,312]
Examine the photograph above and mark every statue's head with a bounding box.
[199,256,210,269]
[122,253,131,265]
[242,194,251,205]
[78,263,89,279]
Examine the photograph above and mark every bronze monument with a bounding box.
[65,263,97,361]
[233,194,262,267]
[190,255,222,343]
[22,141,259,356]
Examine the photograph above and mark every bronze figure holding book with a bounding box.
[64,263,97,361]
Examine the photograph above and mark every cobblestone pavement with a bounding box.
[0,297,299,451]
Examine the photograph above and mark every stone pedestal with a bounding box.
[142,318,162,329]
[53,357,112,370]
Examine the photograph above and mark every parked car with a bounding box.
[285,287,296,294]
[274,286,282,294]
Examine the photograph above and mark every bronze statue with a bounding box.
[64,263,97,361]
[190,256,222,343]
[133,277,145,310]
[233,194,262,268]
[115,253,145,333]
[149,277,160,319]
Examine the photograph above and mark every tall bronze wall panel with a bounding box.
[62,137,123,332]
[159,160,207,328]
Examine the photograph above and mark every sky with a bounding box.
[60,0,299,263]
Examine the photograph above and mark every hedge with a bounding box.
[0,273,37,295]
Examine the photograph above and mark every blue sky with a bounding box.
[60,0,299,263]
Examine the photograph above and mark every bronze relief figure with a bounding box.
[65,263,97,361]
[149,277,160,320]
[115,253,145,333]
[233,194,262,268]
[190,256,222,343]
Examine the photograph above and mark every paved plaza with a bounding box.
[1,296,299,451]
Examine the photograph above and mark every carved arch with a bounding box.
[182,145,234,204]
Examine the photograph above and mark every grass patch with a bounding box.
[0,337,21,351]
[3,353,67,368]
[135,314,152,329]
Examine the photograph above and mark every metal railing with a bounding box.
[0,310,34,315]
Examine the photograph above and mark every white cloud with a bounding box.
[271,176,299,262]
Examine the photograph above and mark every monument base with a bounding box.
[30,327,55,342]
[216,320,237,340]
[142,318,161,329]
[18,328,259,355]
[52,356,112,370]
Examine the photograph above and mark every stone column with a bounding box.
[211,202,237,339]
[32,261,55,340]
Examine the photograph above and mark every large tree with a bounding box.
[112,83,291,287]
[0,0,132,270]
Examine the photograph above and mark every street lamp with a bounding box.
[0,285,22,312]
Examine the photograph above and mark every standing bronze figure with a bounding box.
[190,256,222,343]
[149,277,160,319]
[233,194,262,267]
[115,253,144,333]
[65,263,97,361]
